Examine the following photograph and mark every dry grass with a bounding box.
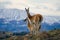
[0,29,60,40]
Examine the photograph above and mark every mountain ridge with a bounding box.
[0,9,60,32]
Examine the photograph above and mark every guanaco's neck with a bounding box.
[27,12,31,18]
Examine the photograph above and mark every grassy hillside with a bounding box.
[0,29,60,40]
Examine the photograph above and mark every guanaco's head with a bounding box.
[25,8,29,13]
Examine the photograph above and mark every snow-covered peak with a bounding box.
[42,16,60,25]
[0,9,27,21]
[0,9,60,25]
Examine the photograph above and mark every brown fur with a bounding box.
[25,8,43,34]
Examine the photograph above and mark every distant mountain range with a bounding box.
[0,9,27,20]
[0,9,60,32]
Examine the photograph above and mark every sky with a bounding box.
[0,0,60,16]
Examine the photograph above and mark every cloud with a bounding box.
[0,0,60,16]
[26,0,60,16]
[0,1,11,8]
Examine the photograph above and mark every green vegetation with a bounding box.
[0,29,60,40]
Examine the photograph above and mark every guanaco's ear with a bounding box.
[28,7,29,10]
[28,8,29,9]
[25,8,26,10]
